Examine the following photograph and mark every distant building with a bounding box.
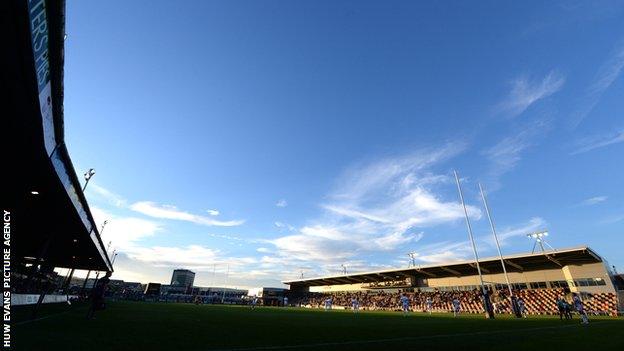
[170,269,195,288]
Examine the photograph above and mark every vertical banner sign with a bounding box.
[27,0,56,156]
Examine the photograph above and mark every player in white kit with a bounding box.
[517,297,527,318]
[351,297,359,313]
[400,294,410,315]
[324,297,332,310]
[573,294,589,325]
[452,297,461,317]
[425,297,433,314]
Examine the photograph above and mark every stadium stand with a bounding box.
[3,0,113,313]
[285,247,621,316]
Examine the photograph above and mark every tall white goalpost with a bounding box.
[453,170,492,318]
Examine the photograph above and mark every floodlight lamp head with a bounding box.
[84,168,96,180]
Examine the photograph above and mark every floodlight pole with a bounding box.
[479,183,513,298]
[454,171,488,302]
[531,239,538,254]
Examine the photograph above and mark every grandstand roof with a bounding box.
[4,0,112,271]
[283,246,603,287]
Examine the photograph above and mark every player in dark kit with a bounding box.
[87,272,112,320]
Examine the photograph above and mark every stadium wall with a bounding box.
[425,262,614,293]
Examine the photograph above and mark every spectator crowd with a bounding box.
[292,288,618,316]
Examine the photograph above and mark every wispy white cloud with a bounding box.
[127,245,255,270]
[87,189,269,287]
[90,206,162,251]
[203,232,254,243]
[322,205,391,223]
[409,240,473,264]
[408,217,547,264]
[331,143,463,201]
[267,143,481,273]
[274,221,295,231]
[600,213,624,225]
[111,251,278,289]
[482,119,551,190]
[91,209,262,285]
[577,196,608,206]
[130,201,244,227]
[571,42,624,128]
[490,217,547,246]
[571,129,624,154]
[91,206,252,262]
[86,183,239,227]
[88,183,127,207]
[496,71,565,118]
[275,199,288,207]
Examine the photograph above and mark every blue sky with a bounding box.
[62,0,624,288]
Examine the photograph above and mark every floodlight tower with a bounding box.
[341,264,347,275]
[527,231,554,253]
[407,252,417,268]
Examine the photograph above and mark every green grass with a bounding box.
[12,301,624,350]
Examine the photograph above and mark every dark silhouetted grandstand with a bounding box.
[3,0,112,313]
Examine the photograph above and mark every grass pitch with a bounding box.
[13,301,624,350]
